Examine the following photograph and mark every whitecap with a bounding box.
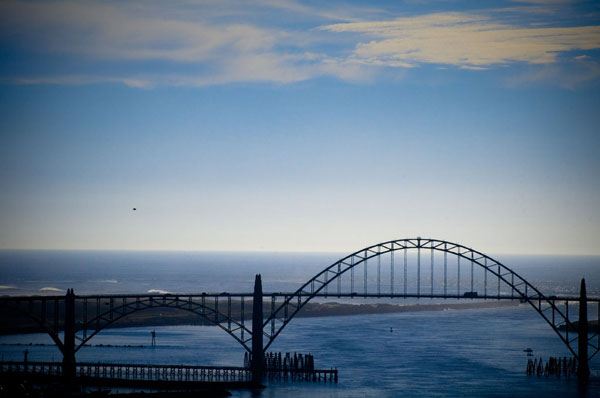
[0,285,19,290]
[147,289,170,294]
[101,280,118,284]
[39,287,64,292]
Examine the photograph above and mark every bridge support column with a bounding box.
[251,274,264,380]
[63,288,76,381]
[577,278,589,382]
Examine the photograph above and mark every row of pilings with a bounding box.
[526,357,578,377]
[243,351,336,382]
[244,351,316,372]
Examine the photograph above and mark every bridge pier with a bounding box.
[251,274,265,380]
[577,278,589,382]
[63,288,76,381]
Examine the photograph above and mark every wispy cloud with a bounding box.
[507,56,600,89]
[0,1,598,87]
[0,0,376,86]
[0,0,370,86]
[0,1,278,62]
[6,75,152,88]
[322,12,600,69]
[509,0,578,4]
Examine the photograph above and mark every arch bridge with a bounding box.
[1,238,598,379]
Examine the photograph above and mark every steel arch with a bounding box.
[263,238,590,359]
[76,295,252,352]
[0,294,253,355]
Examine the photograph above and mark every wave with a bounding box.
[0,285,19,290]
[39,287,64,292]
[147,289,170,294]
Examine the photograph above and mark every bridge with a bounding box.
[1,238,599,382]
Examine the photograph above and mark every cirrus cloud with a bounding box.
[321,12,600,69]
[0,1,599,87]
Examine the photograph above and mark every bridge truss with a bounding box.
[0,292,254,356]
[1,238,598,376]
[263,238,600,363]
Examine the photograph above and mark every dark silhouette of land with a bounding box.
[0,299,523,335]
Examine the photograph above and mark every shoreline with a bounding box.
[1,300,520,335]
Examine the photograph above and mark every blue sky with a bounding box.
[0,0,599,255]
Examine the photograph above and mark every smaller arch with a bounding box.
[0,294,254,359]
[76,295,252,352]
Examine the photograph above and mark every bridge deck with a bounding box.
[1,293,597,301]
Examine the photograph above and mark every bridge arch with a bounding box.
[264,238,592,360]
[0,294,253,358]
[76,295,252,352]
[1,239,597,371]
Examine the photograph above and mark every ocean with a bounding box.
[1,250,599,397]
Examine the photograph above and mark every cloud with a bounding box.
[249,0,382,23]
[0,1,598,87]
[509,0,578,4]
[6,75,152,88]
[321,12,600,69]
[0,0,370,86]
[507,56,600,89]
[0,1,277,62]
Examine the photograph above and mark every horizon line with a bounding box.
[1,247,599,257]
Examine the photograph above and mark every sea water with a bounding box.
[1,307,599,397]
[0,251,599,397]
[1,251,599,297]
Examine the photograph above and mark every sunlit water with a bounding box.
[1,251,599,397]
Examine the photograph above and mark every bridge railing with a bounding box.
[0,360,338,383]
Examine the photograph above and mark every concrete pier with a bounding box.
[251,274,265,380]
[578,278,589,382]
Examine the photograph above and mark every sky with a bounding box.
[0,0,599,255]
